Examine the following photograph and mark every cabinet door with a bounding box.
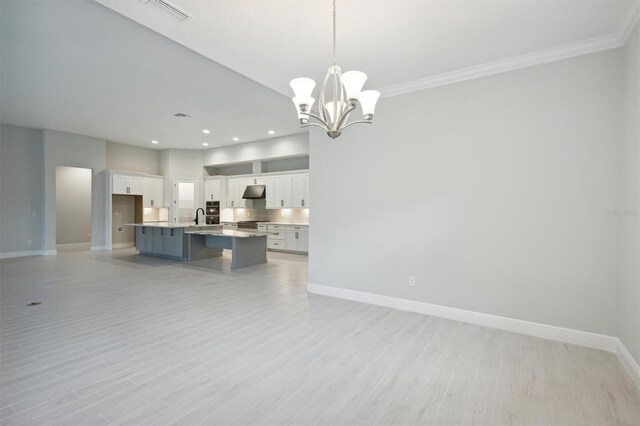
[136,227,146,251]
[152,228,164,253]
[226,179,236,208]
[204,180,221,202]
[297,231,309,252]
[142,177,163,207]
[246,177,266,185]
[162,228,173,255]
[282,175,292,207]
[291,174,306,208]
[285,230,297,250]
[272,176,283,208]
[128,176,143,195]
[169,228,184,257]
[112,175,128,194]
[265,177,275,208]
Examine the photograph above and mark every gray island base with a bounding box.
[127,223,267,269]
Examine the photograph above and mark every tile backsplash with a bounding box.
[223,199,309,224]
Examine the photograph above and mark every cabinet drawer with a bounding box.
[286,225,308,231]
[268,240,285,249]
[268,231,285,240]
[268,224,286,231]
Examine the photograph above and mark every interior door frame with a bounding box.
[172,178,200,224]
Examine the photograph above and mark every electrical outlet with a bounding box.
[32,211,37,217]
[27,239,32,245]
[409,276,416,287]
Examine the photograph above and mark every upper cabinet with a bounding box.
[112,174,143,195]
[226,178,253,208]
[291,173,310,208]
[142,177,164,207]
[246,177,266,186]
[204,179,222,202]
[266,175,292,209]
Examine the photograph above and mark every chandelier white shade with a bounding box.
[290,0,380,139]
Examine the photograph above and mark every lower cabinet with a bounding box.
[136,226,184,258]
[267,224,308,253]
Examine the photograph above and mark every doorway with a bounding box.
[56,166,92,251]
[173,178,199,223]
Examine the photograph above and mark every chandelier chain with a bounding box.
[332,0,336,65]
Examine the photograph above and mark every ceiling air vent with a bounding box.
[173,112,191,118]
[142,0,192,23]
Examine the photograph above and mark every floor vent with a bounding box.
[142,0,192,23]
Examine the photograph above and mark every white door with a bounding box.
[173,179,198,223]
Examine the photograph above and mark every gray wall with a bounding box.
[42,129,107,251]
[0,124,44,255]
[55,166,92,245]
[310,48,623,337]
[106,141,161,175]
[619,22,640,364]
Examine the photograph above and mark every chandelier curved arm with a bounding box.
[304,111,330,127]
[340,119,372,131]
[335,103,357,130]
[302,122,330,131]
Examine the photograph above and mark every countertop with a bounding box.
[185,229,266,238]
[262,222,309,226]
[126,222,223,229]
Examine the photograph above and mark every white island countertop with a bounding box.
[185,229,265,238]
[126,222,222,229]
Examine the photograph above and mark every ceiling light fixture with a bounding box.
[151,140,159,144]
[290,0,380,140]
[233,137,239,142]
[202,142,209,146]
[268,130,275,135]
[203,129,210,134]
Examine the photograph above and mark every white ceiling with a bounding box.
[1,0,638,149]
[96,0,638,96]
[0,0,305,150]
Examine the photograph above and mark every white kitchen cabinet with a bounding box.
[266,175,292,209]
[204,179,222,202]
[112,174,143,195]
[285,227,309,253]
[246,177,266,185]
[227,178,253,208]
[142,177,164,207]
[291,173,310,208]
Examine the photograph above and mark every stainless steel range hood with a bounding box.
[242,185,266,199]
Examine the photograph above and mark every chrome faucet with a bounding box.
[194,208,205,225]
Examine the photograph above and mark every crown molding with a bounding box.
[381,1,640,98]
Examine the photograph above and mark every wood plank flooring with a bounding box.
[1,249,639,425]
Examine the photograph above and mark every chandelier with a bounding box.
[289,0,380,139]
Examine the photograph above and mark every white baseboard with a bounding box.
[91,245,106,251]
[615,338,640,387]
[0,250,41,259]
[307,283,640,388]
[110,243,134,249]
[0,249,57,259]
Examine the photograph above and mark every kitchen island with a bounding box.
[126,223,267,269]
[185,229,267,269]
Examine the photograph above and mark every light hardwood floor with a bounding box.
[1,249,639,425]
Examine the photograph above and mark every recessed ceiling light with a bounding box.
[151,140,159,144]
[268,130,275,135]
[202,142,209,146]
[233,137,239,142]
[202,129,210,134]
